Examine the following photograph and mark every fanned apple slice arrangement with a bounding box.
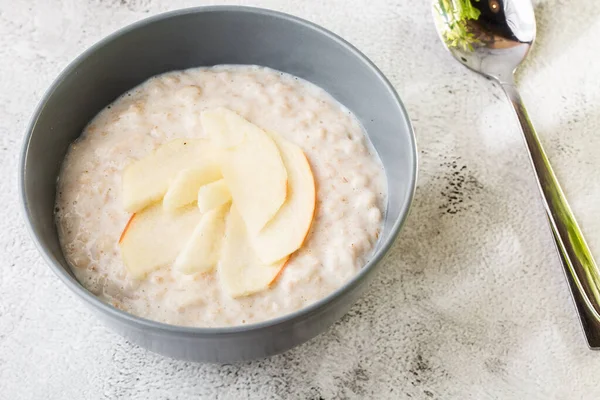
[118,108,316,298]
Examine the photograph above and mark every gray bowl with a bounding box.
[20,6,416,362]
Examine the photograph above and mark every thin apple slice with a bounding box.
[122,138,220,213]
[201,108,288,233]
[200,107,246,148]
[219,205,288,298]
[250,133,316,263]
[163,166,222,212]
[197,179,232,213]
[173,204,228,275]
[119,204,202,279]
[221,144,287,234]
[119,214,136,244]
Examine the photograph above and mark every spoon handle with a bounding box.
[501,81,600,346]
[549,217,600,348]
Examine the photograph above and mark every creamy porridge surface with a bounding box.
[56,65,386,327]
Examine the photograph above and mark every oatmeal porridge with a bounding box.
[55,65,386,327]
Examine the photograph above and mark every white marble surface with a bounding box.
[2,0,600,398]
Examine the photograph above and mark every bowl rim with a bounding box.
[19,5,418,337]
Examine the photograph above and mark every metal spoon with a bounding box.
[432,0,600,348]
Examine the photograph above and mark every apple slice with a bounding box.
[119,214,136,244]
[163,166,222,213]
[119,204,202,279]
[219,205,288,298]
[201,108,288,233]
[197,179,232,213]
[173,204,228,275]
[250,133,316,263]
[200,107,246,148]
[122,138,220,213]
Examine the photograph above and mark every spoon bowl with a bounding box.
[433,0,535,83]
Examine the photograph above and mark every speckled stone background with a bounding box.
[2,0,600,398]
